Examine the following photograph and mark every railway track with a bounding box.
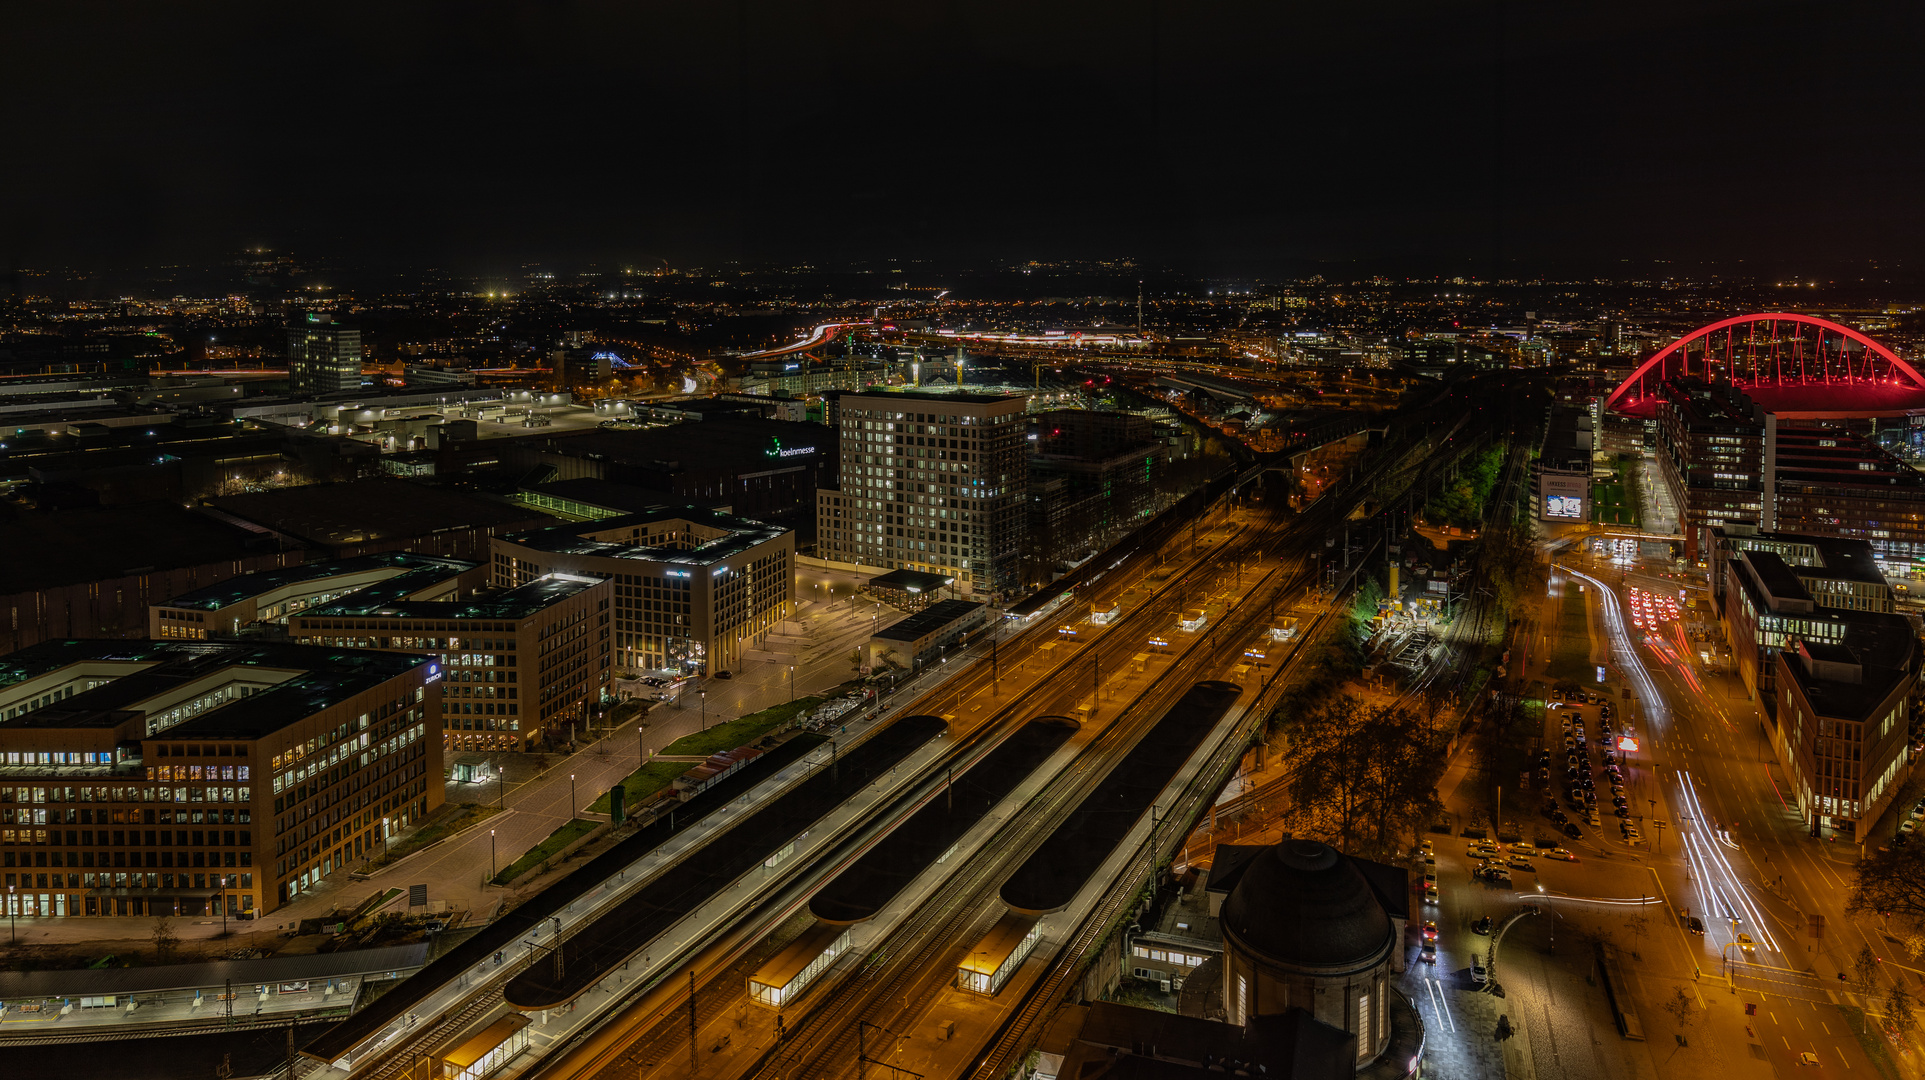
[747,536,1312,1080]
[544,388,1490,1080]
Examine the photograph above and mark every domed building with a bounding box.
[1210,839,1408,1065]
[1043,839,1422,1080]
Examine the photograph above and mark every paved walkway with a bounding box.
[0,594,924,951]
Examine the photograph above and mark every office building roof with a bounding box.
[837,387,1027,406]
[496,507,788,566]
[160,552,479,612]
[305,573,602,621]
[520,478,728,516]
[0,640,429,738]
[206,477,543,550]
[0,501,270,594]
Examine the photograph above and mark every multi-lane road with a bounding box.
[1500,548,1894,1077]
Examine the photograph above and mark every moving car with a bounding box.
[1420,942,1437,964]
[1738,933,1755,951]
[1422,920,1438,941]
[1546,847,1578,862]
[1472,916,1493,935]
[1687,917,1705,935]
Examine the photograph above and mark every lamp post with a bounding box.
[570,773,577,815]
[701,690,708,731]
[218,874,228,938]
[490,829,497,883]
[7,884,13,944]
[789,665,795,702]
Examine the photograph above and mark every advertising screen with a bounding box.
[1545,495,1585,519]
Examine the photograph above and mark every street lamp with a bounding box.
[570,773,577,815]
[789,665,795,702]
[490,829,497,883]
[218,874,228,937]
[701,690,708,730]
[7,884,13,944]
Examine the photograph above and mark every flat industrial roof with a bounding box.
[160,552,479,612]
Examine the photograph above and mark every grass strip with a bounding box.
[493,818,599,886]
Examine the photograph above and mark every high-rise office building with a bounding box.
[815,389,1029,597]
[287,313,363,395]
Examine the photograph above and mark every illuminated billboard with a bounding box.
[1545,495,1585,519]
[1616,735,1640,752]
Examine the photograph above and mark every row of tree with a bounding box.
[1280,693,1446,860]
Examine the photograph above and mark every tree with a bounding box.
[1661,987,1696,1031]
[1283,694,1446,858]
[1888,983,1917,1035]
[1855,945,1882,989]
[1846,844,1925,922]
[151,917,179,964]
[1624,912,1650,961]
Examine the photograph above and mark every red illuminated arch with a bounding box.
[1602,312,1925,412]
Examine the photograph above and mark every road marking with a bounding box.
[1771,1011,1779,1024]
[1836,1046,1850,1068]
[1784,1037,1791,1049]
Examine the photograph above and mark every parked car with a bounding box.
[1687,917,1705,935]
[1547,847,1578,862]
[1471,957,1488,984]
[1472,916,1493,935]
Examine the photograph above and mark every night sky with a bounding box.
[5,1,1921,276]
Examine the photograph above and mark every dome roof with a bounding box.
[1220,839,1394,972]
